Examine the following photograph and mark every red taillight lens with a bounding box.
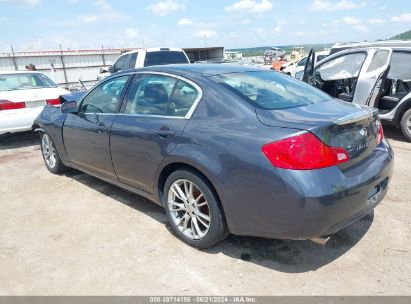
[0,99,26,111]
[46,98,61,106]
[376,120,384,145]
[261,132,349,170]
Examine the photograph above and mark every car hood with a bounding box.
[255,99,374,131]
[0,87,70,102]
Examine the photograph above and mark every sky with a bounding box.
[0,0,411,52]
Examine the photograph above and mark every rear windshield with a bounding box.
[144,51,189,67]
[0,73,57,92]
[212,71,330,110]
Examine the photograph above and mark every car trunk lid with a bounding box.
[256,99,380,166]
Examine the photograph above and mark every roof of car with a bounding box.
[128,63,268,77]
[123,48,185,55]
[0,70,43,75]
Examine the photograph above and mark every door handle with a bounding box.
[155,127,175,138]
[96,121,107,133]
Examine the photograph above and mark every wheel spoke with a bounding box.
[191,217,203,238]
[174,184,187,201]
[169,201,185,211]
[194,193,204,205]
[197,215,209,228]
[176,213,188,227]
[183,214,190,230]
[197,212,210,222]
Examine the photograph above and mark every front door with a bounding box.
[63,75,131,180]
[110,73,201,193]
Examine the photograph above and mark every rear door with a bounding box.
[353,48,392,106]
[110,73,201,193]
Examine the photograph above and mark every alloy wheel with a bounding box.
[41,134,56,169]
[167,179,211,240]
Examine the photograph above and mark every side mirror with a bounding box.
[100,67,108,74]
[61,101,78,114]
[108,66,114,73]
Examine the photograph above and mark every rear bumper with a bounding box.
[222,139,394,240]
[0,107,44,135]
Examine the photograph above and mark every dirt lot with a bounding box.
[0,127,410,295]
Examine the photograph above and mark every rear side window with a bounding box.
[113,54,130,72]
[212,71,330,110]
[367,50,390,73]
[0,73,56,92]
[387,51,411,80]
[169,81,198,117]
[144,51,189,67]
[129,52,138,69]
[124,74,198,117]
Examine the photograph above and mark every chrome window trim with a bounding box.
[77,71,203,120]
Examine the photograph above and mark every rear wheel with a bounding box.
[163,170,228,248]
[400,108,411,142]
[40,133,68,174]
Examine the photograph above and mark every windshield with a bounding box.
[212,71,330,110]
[0,73,57,92]
[144,51,189,67]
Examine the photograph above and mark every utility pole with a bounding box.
[59,44,69,88]
[101,45,106,66]
[10,45,18,70]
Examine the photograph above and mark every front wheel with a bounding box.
[400,108,411,142]
[40,133,68,174]
[163,170,229,248]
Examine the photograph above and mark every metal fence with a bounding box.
[0,46,225,91]
[0,47,123,91]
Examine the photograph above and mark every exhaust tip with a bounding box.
[310,236,331,246]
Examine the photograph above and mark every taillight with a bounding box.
[46,98,61,106]
[261,132,349,170]
[376,120,384,145]
[0,99,26,111]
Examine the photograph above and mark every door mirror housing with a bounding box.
[61,101,78,114]
[100,67,108,74]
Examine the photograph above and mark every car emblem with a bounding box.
[359,128,368,137]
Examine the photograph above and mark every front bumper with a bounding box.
[223,139,394,240]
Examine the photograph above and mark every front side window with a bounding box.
[317,52,366,81]
[124,74,198,117]
[144,51,189,67]
[0,73,56,92]
[212,71,330,110]
[79,75,129,113]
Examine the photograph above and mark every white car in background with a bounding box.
[97,47,190,80]
[0,71,69,135]
[282,50,330,77]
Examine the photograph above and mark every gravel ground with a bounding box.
[0,127,410,295]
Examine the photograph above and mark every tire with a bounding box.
[400,108,411,142]
[40,132,68,174]
[163,169,229,248]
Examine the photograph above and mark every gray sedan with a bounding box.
[33,64,394,248]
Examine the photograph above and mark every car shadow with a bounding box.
[383,125,408,143]
[64,169,373,274]
[204,213,373,273]
[0,131,39,150]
